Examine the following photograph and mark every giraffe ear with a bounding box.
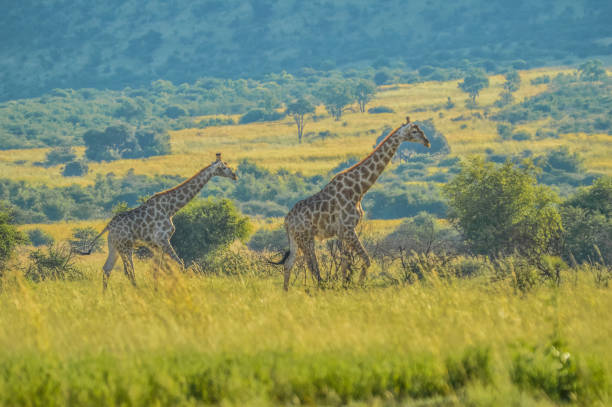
[216,153,221,161]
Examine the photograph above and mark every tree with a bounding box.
[443,158,561,258]
[561,177,612,264]
[171,198,252,265]
[317,81,354,120]
[83,125,170,161]
[0,202,27,269]
[503,70,521,92]
[286,98,315,143]
[458,69,490,103]
[353,80,376,113]
[578,60,607,82]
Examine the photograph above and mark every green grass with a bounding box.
[0,262,610,405]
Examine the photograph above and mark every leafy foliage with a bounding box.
[458,69,489,102]
[0,202,27,268]
[443,158,562,258]
[171,198,252,265]
[26,228,54,247]
[24,244,83,282]
[83,124,170,161]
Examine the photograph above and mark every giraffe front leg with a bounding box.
[159,240,185,270]
[344,230,371,284]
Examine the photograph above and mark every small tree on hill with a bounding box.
[353,80,376,113]
[578,59,607,82]
[503,70,521,93]
[443,158,561,259]
[458,69,490,103]
[286,98,315,143]
[317,81,354,120]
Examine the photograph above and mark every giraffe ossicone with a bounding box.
[77,154,238,289]
[272,119,430,290]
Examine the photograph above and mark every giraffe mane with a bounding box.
[333,125,403,178]
[149,162,215,199]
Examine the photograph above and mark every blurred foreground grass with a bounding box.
[0,260,610,406]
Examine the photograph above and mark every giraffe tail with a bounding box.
[267,250,291,265]
[73,224,110,255]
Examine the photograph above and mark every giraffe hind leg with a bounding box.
[119,250,137,287]
[299,237,322,287]
[345,230,371,284]
[102,239,119,290]
[283,233,299,291]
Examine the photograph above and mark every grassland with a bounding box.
[2,67,612,405]
[1,67,611,189]
[0,262,610,405]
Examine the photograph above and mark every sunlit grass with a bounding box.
[0,265,610,405]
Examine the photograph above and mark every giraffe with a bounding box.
[78,153,238,289]
[272,118,430,290]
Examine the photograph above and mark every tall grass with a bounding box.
[0,256,610,405]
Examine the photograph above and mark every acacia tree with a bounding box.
[286,98,315,143]
[443,158,561,258]
[503,70,521,92]
[458,69,490,103]
[353,79,376,112]
[318,81,354,120]
[578,59,607,82]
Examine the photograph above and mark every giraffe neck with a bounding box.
[158,164,215,215]
[339,129,403,199]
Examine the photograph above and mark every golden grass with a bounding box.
[1,67,610,188]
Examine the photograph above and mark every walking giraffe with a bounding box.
[79,153,238,289]
[272,118,430,290]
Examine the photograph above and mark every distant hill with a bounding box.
[1,0,611,100]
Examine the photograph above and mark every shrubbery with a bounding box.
[171,198,252,265]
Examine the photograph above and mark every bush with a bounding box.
[511,339,607,403]
[24,244,83,282]
[248,227,288,252]
[511,130,531,141]
[239,109,285,124]
[163,105,188,119]
[62,160,89,177]
[381,213,463,256]
[83,125,170,162]
[443,158,562,258]
[0,203,28,269]
[171,198,252,265]
[497,123,513,140]
[69,227,103,253]
[26,228,54,247]
[44,147,76,166]
[367,106,394,114]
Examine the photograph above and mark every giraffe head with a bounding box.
[397,117,430,148]
[211,153,238,180]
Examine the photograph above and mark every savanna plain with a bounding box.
[1,68,611,406]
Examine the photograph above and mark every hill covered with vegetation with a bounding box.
[2,0,611,100]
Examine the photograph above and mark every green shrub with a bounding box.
[44,147,76,166]
[69,227,103,253]
[171,198,252,265]
[26,228,54,247]
[510,339,607,403]
[62,160,88,177]
[443,158,562,258]
[446,346,492,390]
[239,109,285,124]
[0,203,28,269]
[248,227,288,252]
[24,244,83,282]
[367,106,394,114]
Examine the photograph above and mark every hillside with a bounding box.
[2,0,611,100]
[1,66,610,225]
